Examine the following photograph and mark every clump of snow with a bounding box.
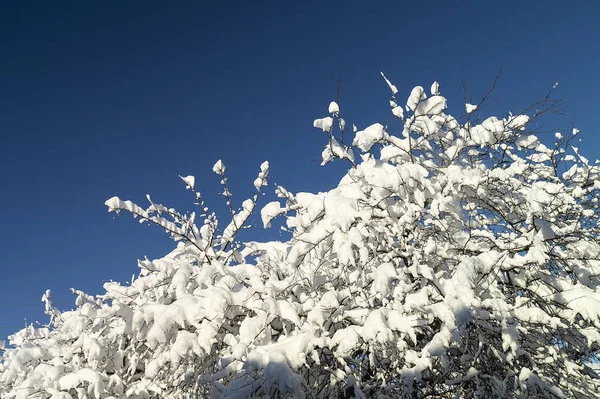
[179,175,195,190]
[328,101,339,114]
[212,159,226,174]
[59,368,105,398]
[253,161,269,190]
[352,123,385,151]
[407,86,426,111]
[431,81,440,95]
[261,201,282,228]
[465,103,478,113]
[392,105,404,119]
[380,71,398,94]
[414,95,446,116]
[313,116,333,132]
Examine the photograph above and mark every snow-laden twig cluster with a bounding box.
[1,75,600,398]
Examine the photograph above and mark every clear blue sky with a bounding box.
[1,1,599,342]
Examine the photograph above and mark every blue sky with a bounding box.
[1,1,599,342]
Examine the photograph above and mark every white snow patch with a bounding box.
[380,72,398,94]
[465,103,478,114]
[213,159,226,174]
[313,117,334,132]
[328,101,339,114]
[179,175,195,190]
[352,123,385,152]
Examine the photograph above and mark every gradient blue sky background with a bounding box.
[1,1,599,342]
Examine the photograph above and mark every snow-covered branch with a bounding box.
[2,75,600,399]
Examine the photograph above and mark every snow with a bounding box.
[104,196,147,216]
[507,114,530,130]
[519,368,566,398]
[261,201,282,228]
[212,159,226,174]
[326,138,354,164]
[221,199,255,244]
[324,187,361,231]
[501,318,520,364]
[328,101,339,114]
[59,368,105,399]
[179,175,195,190]
[380,72,398,94]
[392,105,404,119]
[352,123,384,151]
[515,134,539,149]
[465,103,478,113]
[407,86,426,111]
[313,116,333,132]
[414,95,446,116]
[372,263,397,296]
[260,160,269,173]
[430,81,440,95]
[534,218,555,240]
[332,327,361,357]
[469,116,504,145]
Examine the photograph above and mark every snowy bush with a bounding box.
[1,75,600,398]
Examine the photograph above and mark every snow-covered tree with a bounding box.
[2,75,600,398]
